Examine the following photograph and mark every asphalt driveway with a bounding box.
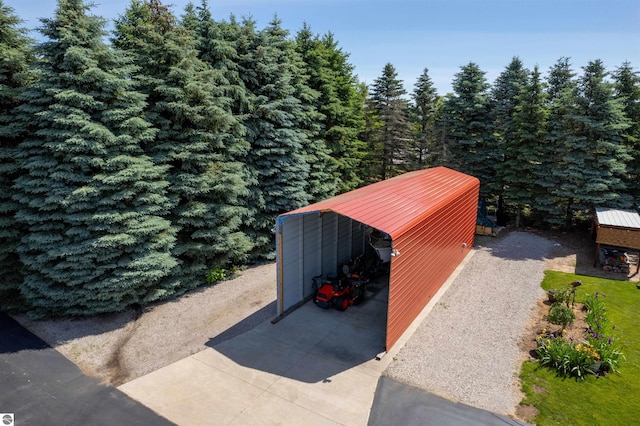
[0,312,173,426]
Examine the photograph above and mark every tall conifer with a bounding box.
[296,25,366,192]
[443,63,495,198]
[507,66,548,225]
[0,0,33,310]
[232,17,312,257]
[12,0,177,317]
[411,68,441,169]
[539,57,579,227]
[368,63,412,180]
[492,57,529,221]
[613,61,640,204]
[114,0,253,288]
[571,60,632,211]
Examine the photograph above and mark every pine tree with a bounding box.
[491,57,529,222]
[572,60,632,212]
[231,17,312,257]
[12,0,178,317]
[410,68,441,169]
[613,61,640,205]
[368,63,412,180]
[443,62,495,198]
[114,0,253,289]
[539,57,579,227]
[359,81,383,184]
[281,23,335,203]
[506,66,548,226]
[296,25,366,192]
[0,0,34,310]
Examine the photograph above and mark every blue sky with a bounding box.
[6,0,640,95]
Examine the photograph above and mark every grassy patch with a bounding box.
[520,271,640,425]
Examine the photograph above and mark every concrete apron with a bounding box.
[119,251,474,426]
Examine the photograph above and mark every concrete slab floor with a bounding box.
[119,254,475,426]
[119,284,390,425]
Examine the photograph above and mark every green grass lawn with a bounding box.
[520,271,640,425]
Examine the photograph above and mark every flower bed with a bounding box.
[535,291,624,379]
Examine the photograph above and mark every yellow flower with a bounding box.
[562,329,567,335]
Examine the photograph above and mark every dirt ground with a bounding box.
[13,262,278,386]
[11,228,639,390]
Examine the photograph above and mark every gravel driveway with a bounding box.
[384,231,554,416]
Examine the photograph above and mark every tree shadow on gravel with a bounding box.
[10,308,139,345]
[477,228,638,282]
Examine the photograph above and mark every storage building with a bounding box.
[275,167,479,351]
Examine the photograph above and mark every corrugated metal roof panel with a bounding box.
[284,167,480,239]
[595,207,640,229]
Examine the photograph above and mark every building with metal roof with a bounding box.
[593,207,640,275]
[275,167,479,351]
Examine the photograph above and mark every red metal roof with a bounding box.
[284,167,480,239]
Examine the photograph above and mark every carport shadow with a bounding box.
[206,301,277,346]
[205,283,388,384]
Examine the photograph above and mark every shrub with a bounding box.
[547,303,575,328]
[206,267,227,284]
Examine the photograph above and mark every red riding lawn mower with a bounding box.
[312,259,369,311]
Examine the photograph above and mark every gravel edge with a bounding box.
[384,231,554,415]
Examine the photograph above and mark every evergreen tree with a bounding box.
[114,0,253,289]
[368,62,412,180]
[506,66,548,226]
[281,22,335,203]
[571,60,632,212]
[296,25,366,192]
[491,57,529,222]
[359,81,383,184]
[233,17,312,257]
[410,68,441,169]
[12,0,177,317]
[0,0,34,310]
[613,61,640,204]
[443,62,495,198]
[539,57,579,227]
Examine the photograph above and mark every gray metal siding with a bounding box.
[302,214,322,298]
[279,215,303,312]
[337,214,353,269]
[277,212,368,314]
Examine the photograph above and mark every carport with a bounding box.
[275,167,480,351]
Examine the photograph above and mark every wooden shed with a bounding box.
[592,207,640,274]
[275,167,479,351]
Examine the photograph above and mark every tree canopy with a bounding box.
[1,0,637,317]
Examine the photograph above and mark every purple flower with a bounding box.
[608,337,613,344]
[595,291,599,297]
